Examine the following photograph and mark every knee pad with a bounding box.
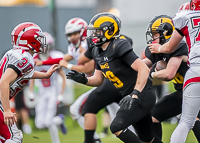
[110,120,124,134]
[6,130,23,143]
[70,104,80,120]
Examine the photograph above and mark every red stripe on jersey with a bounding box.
[181,25,191,65]
[183,77,200,89]
[0,56,8,79]
[79,96,88,115]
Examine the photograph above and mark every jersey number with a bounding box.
[192,17,200,41]
[172,73,184,84]
[103,71,123,88]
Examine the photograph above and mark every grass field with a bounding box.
[22,83,198,143]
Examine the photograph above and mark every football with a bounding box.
[155,60,167,71]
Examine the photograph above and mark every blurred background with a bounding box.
[0,0,188,56]
[1,0,197,143]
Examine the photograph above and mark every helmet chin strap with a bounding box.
[73,39,81,50]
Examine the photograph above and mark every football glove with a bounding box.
[119,89,141,110]
[66,70,88,84]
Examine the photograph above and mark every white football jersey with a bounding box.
[0,49,35,99]
[34,51,63,96]
[173,10,200,64]
[67,40,88,63]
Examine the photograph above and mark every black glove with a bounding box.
[119,89,141,110]
[66,70,88,84]
[149,63,156,79]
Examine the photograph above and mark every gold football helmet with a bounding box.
[87,12,121,46]
[146,15,174,45]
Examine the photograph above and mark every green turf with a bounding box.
[22,83,198,143]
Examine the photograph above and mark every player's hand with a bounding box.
[119,90,142,110]
[57,94,64,102]
[148,43,161,53]
[59,59,68,68]
[46,64,59,78]
[66,70,88,84]
[4,109,17,126]
[119,95,135,110]
[149,63,156,79]
[34,59,43,66]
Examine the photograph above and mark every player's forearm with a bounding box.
[71,65,94,75]
[42,58,63,65]
[32,71,50,79]
[0,84,11,111]
[134,67,149,92]
[153,70,174,81]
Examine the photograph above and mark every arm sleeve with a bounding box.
[42,58,63,65]
[121,50,139,66]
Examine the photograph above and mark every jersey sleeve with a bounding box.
[170,40,188,57]
[145,46,155,63]
[115,39,133,57]
[121,50,139,66]
[8,55,34,78]
[172,12,189,36]
[84,49,93,59]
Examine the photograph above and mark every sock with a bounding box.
[48,124,60,143]
[152,122,162,139]
[77,117,100,140]
[103,127,108,134]
[192,120,200,142]
[84,130,95,143]
[117,129,140,143]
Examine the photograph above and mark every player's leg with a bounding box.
[35,95,46,129]
[151,90,182,139]
[110,88,160,143]
[45,92,61,143]
[81,79,122,143]
[69,88,100,140]
[0,106,23,143]
[170,82,200,143]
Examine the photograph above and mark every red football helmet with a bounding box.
[65,18,88,47]
[191,0,200,10]
[11,22,47,53]
[178,2,190,12]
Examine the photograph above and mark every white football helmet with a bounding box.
[65,17,88,47]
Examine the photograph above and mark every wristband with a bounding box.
[67,63,73,69]
[158,46,161,52]
[151,72,155,78]
[132,89,141,96]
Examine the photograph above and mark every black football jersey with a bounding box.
[145,40,189,90]
[92,37,150,96]
[85,34,133,59]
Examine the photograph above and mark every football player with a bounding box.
[30,32,67,143]
[0,22,58,143]
[66,12,162,143]
[149,1,200,142]
[143,14,200,142]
